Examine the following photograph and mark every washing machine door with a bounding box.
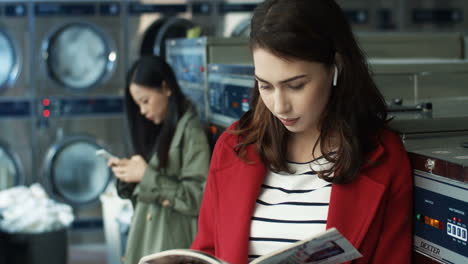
[0,141,24,190]
[140,17,196,59]
[45,23,115,91]
[0,30,18,92]
[154,18,197,59]
[43,136,112,207]
[230,18,250,37]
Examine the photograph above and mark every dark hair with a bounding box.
[234,0,388,184]
[125,55,188,168]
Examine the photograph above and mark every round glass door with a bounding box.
[46,23,115,90]
[231,19,251,37]
[0,145,22,191]
[0,30,17,92]
[46,138,111,206]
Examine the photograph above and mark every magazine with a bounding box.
[138,228,362,264]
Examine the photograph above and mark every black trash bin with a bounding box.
[0,228,68,264]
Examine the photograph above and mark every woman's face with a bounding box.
[253,48,334,136]
[129,82,171,124]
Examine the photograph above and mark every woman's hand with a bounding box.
[108,155,148,183]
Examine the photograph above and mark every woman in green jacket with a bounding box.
[107,55,210,264]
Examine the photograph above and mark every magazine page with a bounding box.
[138,249,229,264]
[252,228,362,264]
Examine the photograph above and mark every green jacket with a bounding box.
[117,108,210,264]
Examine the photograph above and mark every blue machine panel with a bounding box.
[5,3,27,17]
[128,3,187,15]
[413,171,467,263]
[413,9,463,24]
[209,83,251,119]
[207,64,254,127]
[182,88,205,120]
[218,3,258,13]
[0,99,31,118]
[99,2,120,16]
[168,53,206,84]
[192,2,212,15]
[35,2,96,16]
[166,39,208,120]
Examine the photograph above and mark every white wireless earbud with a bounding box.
[333,65,338,87]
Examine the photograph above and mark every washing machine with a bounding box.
[0,98,32,190]
[216,0,260,37]
[32,0,124,97]
[125,0,196,67]
[165,37,251,122]
[0,0,31,98]
[33,95,127,244]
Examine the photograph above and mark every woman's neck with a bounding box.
[287,130,322,163]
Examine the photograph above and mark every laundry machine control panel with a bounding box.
[410,148,468,264]
[35,2,120,16]
[4,2,27,16]
[207,64,253,127]
[36,96,124,119]
[0,99,31,119]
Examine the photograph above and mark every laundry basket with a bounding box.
[0,228,68,264]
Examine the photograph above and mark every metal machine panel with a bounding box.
[409,143,468,264]
[34,95,127,244]
[33,0,124,96]
[401,0,468,32]
[0,1,30,97]
[166,37,250,121]
[208,63,253,127]
[0,98,32,189]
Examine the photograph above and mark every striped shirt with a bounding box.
[248,157,334,261]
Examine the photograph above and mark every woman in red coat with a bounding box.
[191,0,413,263]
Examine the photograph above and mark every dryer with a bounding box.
[125,0,196,67]
[216,0,260,37]
[32,0,124,96]
[34,95,127,244]
[0,98,32,190]
[0,0,31,98]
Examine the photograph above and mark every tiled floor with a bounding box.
[69,244,108,264]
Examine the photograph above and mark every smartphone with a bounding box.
[95,149,117,160]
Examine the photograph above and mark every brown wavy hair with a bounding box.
[233,0,388,184]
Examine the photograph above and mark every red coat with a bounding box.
[191,125,413,264]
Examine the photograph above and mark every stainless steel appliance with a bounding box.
[125,0,195,66]
[0,98,32,190]
[34,95,127,244]
[32,0,124,96]
[165,37,250,122]
[206,63,253,146]
[0,0,31,98]
[409,140,467,264]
